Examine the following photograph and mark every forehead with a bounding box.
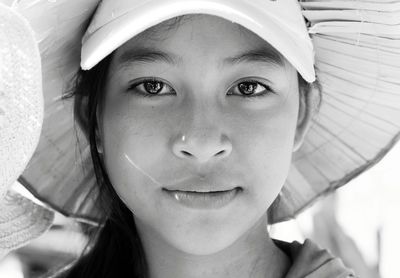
[134,14,257,44]
[112,14,288,69]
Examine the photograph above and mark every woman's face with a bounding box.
[100,15,308,255]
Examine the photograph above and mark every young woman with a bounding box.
[63,13,330,278]
[15,0,400,277]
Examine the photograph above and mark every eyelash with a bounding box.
[126,78,275,98]
[127,78,176,98]
[228,78,275,99]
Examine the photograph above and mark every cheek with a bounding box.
[234,101,298,207]
[100,98,172,214]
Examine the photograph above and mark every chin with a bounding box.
[162,215,254,256]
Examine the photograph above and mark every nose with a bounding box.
[172,132,232,163]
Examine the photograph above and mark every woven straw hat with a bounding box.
[13,0,400,225]
[0,3,54,259]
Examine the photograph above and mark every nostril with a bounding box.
[172,134,232,161]
[181,150,193,157]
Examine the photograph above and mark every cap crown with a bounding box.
[81,0,315,81]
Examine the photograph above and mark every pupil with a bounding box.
[144,81,163,94]
[239,82,257,95]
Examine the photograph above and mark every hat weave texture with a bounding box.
[0,2,54,258]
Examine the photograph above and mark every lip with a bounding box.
[163,177,241,192]
[163,187,242,209]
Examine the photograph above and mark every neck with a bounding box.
[135,214,291,278]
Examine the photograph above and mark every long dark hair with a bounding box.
[52,36,322,278]
[54,55,149,278]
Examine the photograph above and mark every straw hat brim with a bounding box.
[14,0,400,225]
[0,2,54,257]
[0,189,54,259]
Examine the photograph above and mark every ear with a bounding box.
[293,84,319,153]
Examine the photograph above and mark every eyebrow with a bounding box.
[117,47,181,69]
[222,48,284,67]
[116,46,284,69]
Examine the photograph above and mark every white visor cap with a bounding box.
[81,0,316,83]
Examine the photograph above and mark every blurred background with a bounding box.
[1,142,399,278]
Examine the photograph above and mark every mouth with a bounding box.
[162,186,242,193]
[162,187,242,209]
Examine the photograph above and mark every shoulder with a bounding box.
[273,238,357,278]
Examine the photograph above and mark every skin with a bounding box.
[98,14,317,278]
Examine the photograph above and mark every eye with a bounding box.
[228,80,274,98]
[127,78,175,97]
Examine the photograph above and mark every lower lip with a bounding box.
[163,187,241,209]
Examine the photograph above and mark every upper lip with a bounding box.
[163,177,241,193]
